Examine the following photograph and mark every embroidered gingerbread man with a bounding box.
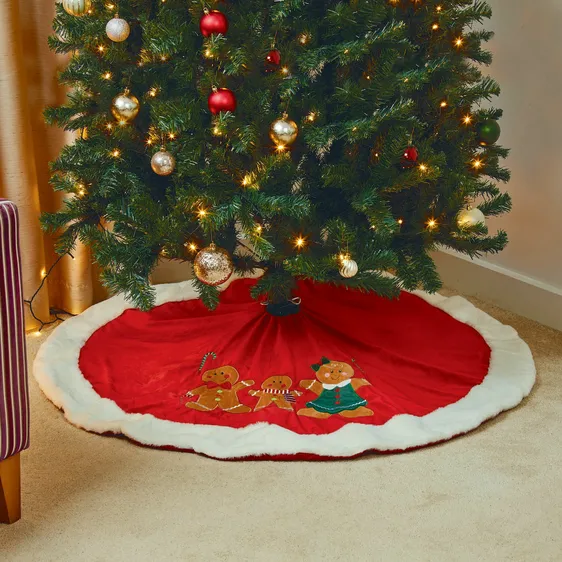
[249,375,302,411]
[185,365,254,414]
[297,357,373,419]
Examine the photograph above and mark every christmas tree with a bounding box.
[44,0,510,312]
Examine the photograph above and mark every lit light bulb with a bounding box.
[102,71,112,80]
[105,122,113,130]
[276,144,286,153]
[281,66,290,75]
[419,164,428,172]
[146,138,153,145]
[436,5,443,12]
[294,236,306,249]
[97,45,106,53]
[454,37,464,48]
[440,100,448,108]
[432,23,439,31]
[463,114,472,125]
[306,112,316,122]
[472,159,483,169]
[111,148,121,158]
[365,75,371,80]
[254,225,263,234]
[241,175,251,187]
[198,208,208,218]
[148,87,158,97]
[427,219,437,229]
[212,126,222,136]
[299,33,309,45]
[106,3,115,9]
[160,55,168,62]
[186,242,197,252]
[168,132,176,140]
[204,49,213,58]
[397,218,404,225]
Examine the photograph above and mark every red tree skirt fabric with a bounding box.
[34,277,536,460]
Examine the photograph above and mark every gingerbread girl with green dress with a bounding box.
[297,357,374,418]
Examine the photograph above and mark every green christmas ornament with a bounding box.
[477,119,501,145]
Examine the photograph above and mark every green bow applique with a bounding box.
[311,356,330,372]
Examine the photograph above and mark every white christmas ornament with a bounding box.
[339,258,358,278]
[457,207,486,228]
[106,17,130,42]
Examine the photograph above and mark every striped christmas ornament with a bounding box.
[62,0,92,16]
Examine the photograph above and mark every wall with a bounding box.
[483,0,562,289]
[435,0,562,330]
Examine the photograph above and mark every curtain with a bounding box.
[0,0,99,330]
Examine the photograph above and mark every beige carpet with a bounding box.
[1,294,562,562]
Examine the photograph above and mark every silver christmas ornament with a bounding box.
[270,116,299,146]
[62,0,92,16]
[111,91,140,122]
[151,149,176,176]
[106,17,130,42]
[193,243,234,286]
[457,207,486,228]
[339,258,358,278]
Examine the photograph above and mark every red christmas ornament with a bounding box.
[208,88,237,115]
[400,145,419,169]
[264,49,281,74]
[403,146,419,163]
[200,10,229,37]
[265,49,281,66]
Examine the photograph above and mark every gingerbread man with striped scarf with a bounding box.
[250,376,302,411]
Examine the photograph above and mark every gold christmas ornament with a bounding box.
[106,17,130,42]
[339,258,359,278]
[111,91,140,122]
[457,207,486,228]
[193,243,234,287]
[62,0,92,16]
[270,116,299,146]
[151,149,176,176]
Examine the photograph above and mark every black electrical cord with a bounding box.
[24,253,76,332]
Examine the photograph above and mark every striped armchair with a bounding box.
[0,199,29,524]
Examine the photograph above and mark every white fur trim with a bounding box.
[33,275,536,459]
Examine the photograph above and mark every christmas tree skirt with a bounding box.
[33,277,535,460]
